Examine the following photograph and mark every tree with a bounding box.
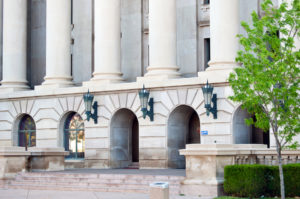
[228,0,300,198]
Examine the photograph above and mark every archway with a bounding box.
[233,106,269,147]
[167,105,200,169]
[110,109,139,169]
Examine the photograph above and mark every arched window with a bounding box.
[64,113,85,159]
[18,115,36,149]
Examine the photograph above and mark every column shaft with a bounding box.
[144,0,180,79]
[41,0,73,87]
[1,0,29,91]
[90,0,123,83]
[207,0,240,71]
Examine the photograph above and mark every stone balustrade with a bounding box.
[179,144,300,197]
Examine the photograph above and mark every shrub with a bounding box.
[224,164,300,197]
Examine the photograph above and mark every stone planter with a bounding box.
[0,147,30,180]
[28,147,69,171]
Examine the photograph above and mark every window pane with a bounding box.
[18,115,36,149]
[64,113,85,159]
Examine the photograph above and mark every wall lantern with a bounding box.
[83,90,98,124]
[201,80,217,119]
[138,85,154,121]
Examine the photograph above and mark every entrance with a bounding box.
[110,109,139,168]
[167,105,200,169]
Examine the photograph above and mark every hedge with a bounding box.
[224,164,300,197]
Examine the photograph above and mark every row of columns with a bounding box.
[0,0,240,91]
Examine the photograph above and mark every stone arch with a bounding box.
[167,105,200,169]
[110,108,139,168]
[232,105,269,146]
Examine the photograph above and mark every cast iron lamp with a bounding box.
[139,85,154,121]
[202,80,217,119]
[83,90,98,124]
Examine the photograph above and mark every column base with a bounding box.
[0,81,30,93]
[139,66,181,82]
[35,76,74,91]
[83,73,124,87]
[198,61,239,83]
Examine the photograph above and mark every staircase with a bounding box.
[6,172,184,194]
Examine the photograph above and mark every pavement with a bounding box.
[0,189,213,199]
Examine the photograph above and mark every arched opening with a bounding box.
[18,115,36,150]
[110,109,139,169]
[167,105,200,169]
[63,112,85,159]
[233,106,270,147]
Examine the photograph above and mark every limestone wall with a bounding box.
[0,82,239,168]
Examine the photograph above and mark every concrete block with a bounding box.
[150,182,169,199]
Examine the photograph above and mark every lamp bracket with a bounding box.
[86,101,98,124]
[141,98,154,122]
[206,94,217,119]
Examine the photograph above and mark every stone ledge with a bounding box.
[0,147,30,156]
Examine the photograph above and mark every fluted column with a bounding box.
[86,0,123,85]
[40,0,73,88]
[1,0,29,91]
[144,0,180,79]
[206,0,240,71]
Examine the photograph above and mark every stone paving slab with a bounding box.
[0,189,212,199]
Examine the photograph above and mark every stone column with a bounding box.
[84,0,123,86]
[143,0,180,79]
[206,0,240,71]
[0,0,29,92]
[39,0,73,88]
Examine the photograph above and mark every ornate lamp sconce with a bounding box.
[83,90,98,124]
[201,80,217,119]
[138,85,154,121]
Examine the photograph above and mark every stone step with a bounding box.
[7,184,149,194]
[10,172,183,194]
[17,172,184,181]
[11,179,180,189]
[8,183,181,194]
[15,176,182,184]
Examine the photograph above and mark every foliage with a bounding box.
[229,0,300,198]
[229,0,300,149]
[224,164,300,197]
[224,165,269,197]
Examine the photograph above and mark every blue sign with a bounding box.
[201,130,208,136]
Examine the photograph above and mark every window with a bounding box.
[204,0,210,4]
[64,113,85,159]
[18,115,36,149]
[204,38,211,69]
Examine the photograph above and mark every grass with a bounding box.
[214,197,297,199]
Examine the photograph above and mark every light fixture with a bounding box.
[138,85,154,121]
[83,90,98,124]
[202,80,217,119]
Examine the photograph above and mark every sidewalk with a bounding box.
[0,188,213,199]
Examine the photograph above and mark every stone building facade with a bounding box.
[0,0,298,169]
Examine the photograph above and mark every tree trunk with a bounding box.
[276,142,285,199]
